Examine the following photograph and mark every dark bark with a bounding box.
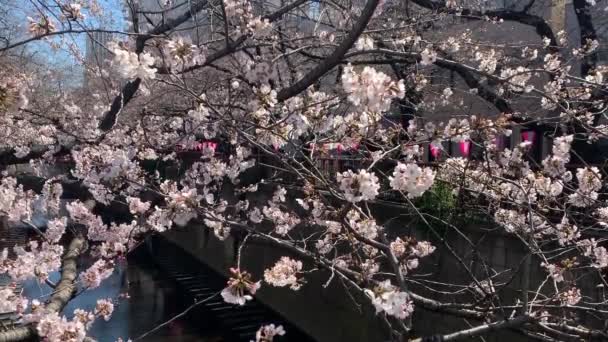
[99,0,213,132]
[98,78,142,132]
[276,0,381,101]
[573,0,598,76]
[411,0,558,47]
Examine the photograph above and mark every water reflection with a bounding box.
[23,256,223,342]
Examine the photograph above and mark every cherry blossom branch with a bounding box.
[222,218,488,320]
[132,291,220,341]
[276,0,381,101]
[0,29,143,53]
[98,0,214,133]
[410,315,533,342]
[0,236,86,342]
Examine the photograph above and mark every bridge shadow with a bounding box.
[136,234,316,342]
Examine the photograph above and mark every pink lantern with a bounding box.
[521,131,536,145]
[492,136,505,151]
[459,140,471,157]
[336,143,343,154]
[430,144,441,159]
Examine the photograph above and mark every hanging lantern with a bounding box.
[459,140,471,157]
[492,136,506,151]
[521,131,536,146]
[430,144,441,159]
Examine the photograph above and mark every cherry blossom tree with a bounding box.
[1,0,608,341]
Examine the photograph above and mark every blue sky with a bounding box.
[11,0,126,82]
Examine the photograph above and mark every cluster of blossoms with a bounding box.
[569,166,602,207]
[109,42,157,80]
[254,324,286,342]
[162,182,201,227]
[264,257,304,290]
[559,287,582,306]
[555,216,580,246]
[165,37,206,69]
[355,36,375,50]
[27,15,56,36]
[263,205,301,236]
[389,163,435,198]
[67,200,138,258]
[475,48,498,74]
[365,280,414,319]
[0,288,28,315]
[390,237,435,274]
[578,238,608,269]
[0,177,36,222]
[221,268,261,305]
[542,135,573,179]
[60,3,85,21]
[44,217,67,243]
[348,211,379,240]
[341,64,405,114]
[80,259,114,289]
[500,67,532,92]
[260,187,301,235]
[41,181,63,217]
[0,70,28,113]
[204,214,230,240]
[442,118,470,142]
[279,89,339,137]
[9,241,63,282]
[127,197,151,215]
[94,298,115,321]
[541,257,580,284]
[541,262,565,283]
[36,312,88,342]
[67,201,107,241]
[337,169,380,203]
[420,48,437,66]
[224,0,272,36]
[71,145,145,204]
[33,303,116,342]
[493,208,544,237]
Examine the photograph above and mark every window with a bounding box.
[309,0,320,20]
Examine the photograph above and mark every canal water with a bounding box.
[22,253,224,342]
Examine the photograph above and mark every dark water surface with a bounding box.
[23,256,223,342]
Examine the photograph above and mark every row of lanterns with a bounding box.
[172,130,540,160]
[308,129,538,161]
[428,131,537,160]
[176,141,218,152]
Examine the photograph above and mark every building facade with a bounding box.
[84,30,114,87]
